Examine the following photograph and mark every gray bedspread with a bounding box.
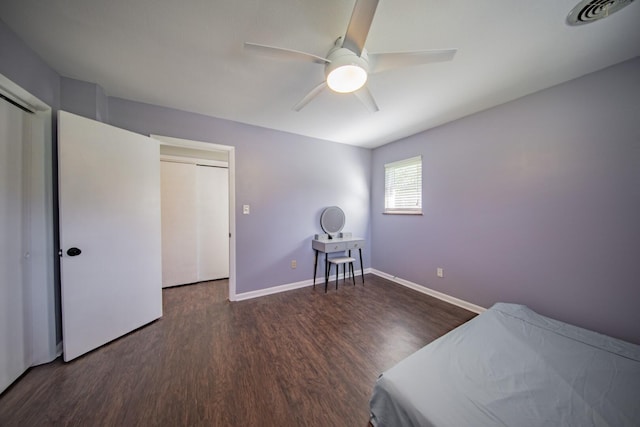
[369,303,640,427]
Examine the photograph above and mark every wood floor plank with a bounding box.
[0,274,476,426]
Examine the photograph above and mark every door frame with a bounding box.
[151,135,237,301]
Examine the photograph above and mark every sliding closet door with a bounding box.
[0,99,29,393]
[197,165,229,281]
[160,161,229,286]
[160,161,198,287]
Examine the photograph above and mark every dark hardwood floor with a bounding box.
[0,274,475,427]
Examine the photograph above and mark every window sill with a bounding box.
[383,211,423,215]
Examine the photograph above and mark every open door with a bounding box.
[58,111,162,362]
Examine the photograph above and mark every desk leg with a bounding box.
[313,250,318,289]
[359,248,364,284]
[349,261,355,286]
[324,253,329,293]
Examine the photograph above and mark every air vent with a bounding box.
[567,0,635,25]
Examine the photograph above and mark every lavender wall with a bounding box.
[107,97,371,294]
[0,19,60,109]
[60,77,109,122]
[371,57,640,344]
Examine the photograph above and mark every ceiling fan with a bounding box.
[244,0,457,112]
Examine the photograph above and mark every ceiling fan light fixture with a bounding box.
[327,65,368,93]
[325,47,369,93]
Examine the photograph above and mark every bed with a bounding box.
[369,303,640,427]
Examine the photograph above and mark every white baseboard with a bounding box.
[232,268,483,315]
[369,269,486,314]
[234,278,313,301]
[234,268,372,301]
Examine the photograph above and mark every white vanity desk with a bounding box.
[312,236,365,288]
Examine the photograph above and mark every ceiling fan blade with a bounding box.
[354,85,379,113]
[343,0,380,56]
[293,81,327,111]
[368,49,457,74]
[244,42,330,65]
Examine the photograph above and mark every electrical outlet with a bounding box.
[291,260,297,269]
[437,267,444,278]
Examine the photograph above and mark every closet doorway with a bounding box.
[1,74,55,390]
[152,135,236,299]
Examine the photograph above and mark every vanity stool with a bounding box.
[326,256,356,292]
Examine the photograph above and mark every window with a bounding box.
[384,155,422,214]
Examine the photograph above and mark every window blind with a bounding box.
[384,155,422,214]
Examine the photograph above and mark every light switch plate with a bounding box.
[243,204,250,215]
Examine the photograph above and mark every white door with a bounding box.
[197,165,229,280]
[160,161,198,287]
[0,99,30,393]
[58,111,162,362]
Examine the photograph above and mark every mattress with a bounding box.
[369,303,640,427]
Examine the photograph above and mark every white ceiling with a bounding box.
[1,0,639,148]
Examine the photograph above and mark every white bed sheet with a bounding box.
[369,303,640,427]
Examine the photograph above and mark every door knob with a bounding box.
[67,247,82,256]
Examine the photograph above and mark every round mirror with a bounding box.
[320,206,345,235]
